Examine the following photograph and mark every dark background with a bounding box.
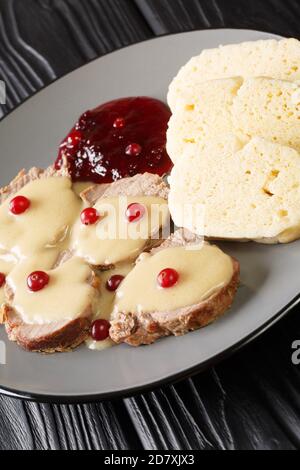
[1,0,300,450]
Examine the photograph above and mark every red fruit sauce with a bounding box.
[27,271,50,292]
[55,97,173,183]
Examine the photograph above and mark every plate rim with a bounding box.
[0,27,289,404]
[0,290,298,404]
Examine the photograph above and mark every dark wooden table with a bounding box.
[1,0,300,451]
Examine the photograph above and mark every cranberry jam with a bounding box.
[55,97,173,183]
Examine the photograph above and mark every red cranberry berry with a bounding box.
[125,203,146,223]
[81,208,100,225]
[27,271,50,292]
[113,117,125,129]
[91,319,111,341]
[157,268,179,289]
[9,196,31,215]
[0,273,6,288]
[125,143,142,157]
[106,275,125,292]
[67,129,81,147]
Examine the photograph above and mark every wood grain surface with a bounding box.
[0,0,300,450]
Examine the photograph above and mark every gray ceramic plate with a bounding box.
[0,29,293,403]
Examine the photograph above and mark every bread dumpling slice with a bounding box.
[167,77,243,163]
[168,135,300,243]
[232,77,300,152]
[168,38,300,111]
